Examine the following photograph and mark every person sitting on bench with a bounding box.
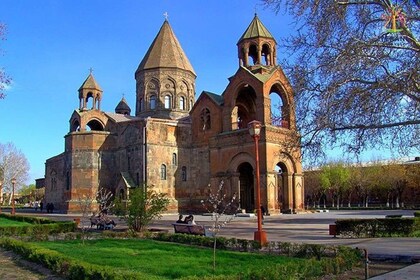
[176,214,186,224]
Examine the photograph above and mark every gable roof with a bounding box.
[203,91,224,106]
[136,20,196,76]
[120,172,137,188]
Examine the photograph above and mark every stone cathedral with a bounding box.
[44,15,304,214]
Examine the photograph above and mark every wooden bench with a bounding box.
[172,223,211,236]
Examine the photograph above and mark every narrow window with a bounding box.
[164,95,171,109]
[200,108,211,130]
[179,96,185,110]
[160,164,167,180]
[172,153,177,165]
[150,95,156,109]
[181,166,187,181]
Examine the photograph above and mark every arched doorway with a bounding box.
[238,162,254,212]
[275,162,288,212]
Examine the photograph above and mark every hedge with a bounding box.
[0,214,77,237]
[0,237,361,280]
[335,218,419,238]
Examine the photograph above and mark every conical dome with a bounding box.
[238,14,275,43]
[115,97,131,115]
[78,73,102,91]
[136,20,195,76]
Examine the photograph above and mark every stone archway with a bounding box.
[238,162,254,212]
[275,162,288,212]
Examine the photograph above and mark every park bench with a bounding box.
[90,214,116,230]
[172,223,211,236]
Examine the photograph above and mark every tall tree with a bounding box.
[262,0,419,160]
[0,23,11,99]
[0,142,30,204]
[320,162,350,208]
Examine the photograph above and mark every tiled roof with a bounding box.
[78,73,102,91]
[137,20,196,76]
[238,14,275,43]
[115,97,131,113]
[105,112,135,123]
[203,91,223,105]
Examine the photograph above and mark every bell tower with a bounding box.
[78,72,102,111]
[237,13,277,68]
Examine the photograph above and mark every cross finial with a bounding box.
[254,5,258,16]
[163,12,169,20]
[89,67,94,74]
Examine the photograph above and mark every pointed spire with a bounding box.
[115,96,131,115]
[136,20,196,76]
[238,14,275,43]
[79,73,102,91]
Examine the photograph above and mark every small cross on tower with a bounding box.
[163,12,169,21]
[89,67,94,74]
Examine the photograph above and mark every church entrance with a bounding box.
[238,162,254,212]
[276,162,290,212]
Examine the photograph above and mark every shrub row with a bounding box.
[150,233,361,279]
[0,214,76,237]
[414,211,420,217]
[335,218,419,238]
[0,236,361,280]
[0,213,54,224]
[151,232,360,260]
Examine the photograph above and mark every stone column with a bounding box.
[293,173,304,211]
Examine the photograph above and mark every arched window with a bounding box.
[160,164,167,180]
[181,166,187,181]
[140,98,144,111]
[179,96,185,110]
[86,119,104,131]
[150,95,156,110]
[172,153,177,165]
[119,189,125,199]
[71,119,80,132]
[200,108,211,130]
[164,95,171,109]
[190,99,193,110]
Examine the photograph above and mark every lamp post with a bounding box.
[11,178,16,215]
[248,120,267,246]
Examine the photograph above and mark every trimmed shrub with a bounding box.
[0,214,76,237]
[335,218,417,237]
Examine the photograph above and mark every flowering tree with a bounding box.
[0,142,30,205]
[201,180,237,271]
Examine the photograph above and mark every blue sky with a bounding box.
[0,1,407,184]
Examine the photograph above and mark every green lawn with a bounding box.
[34,239,310,279]
[0,217,32,227]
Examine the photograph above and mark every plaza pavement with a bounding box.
[6,208,420,279]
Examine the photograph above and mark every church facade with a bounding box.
[44,15,304,214]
